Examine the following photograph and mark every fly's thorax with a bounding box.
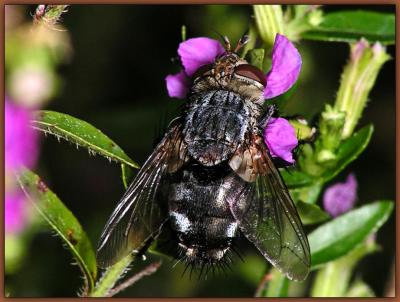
[183,90,263,166]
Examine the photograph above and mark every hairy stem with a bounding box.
[89,255,134,297]
[106,261,162,297]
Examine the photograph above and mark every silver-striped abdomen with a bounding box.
[166,164,248,263]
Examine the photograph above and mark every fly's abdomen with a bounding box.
[184,90,250,166]
[166,164,247,264]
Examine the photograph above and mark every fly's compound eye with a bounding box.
[234,64,266,86]
[192,64,213,80]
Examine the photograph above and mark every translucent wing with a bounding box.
[229,134,310,281]
[96,121,187,268]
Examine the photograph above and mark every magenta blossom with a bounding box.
[264,117,298,163]
[5,191,30,234]
[165,34,301,163]
[5,97,39,170]
[323,173,358,217]
[5,96,40,235]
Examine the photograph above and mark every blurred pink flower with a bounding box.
[264,117,298,164]
[323,173,358,217]
[165,70,189,99]
[5,191,29,234]
[5,96,39,170]
[5,96,40,234]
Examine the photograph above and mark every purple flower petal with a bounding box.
[5,191,28,234]
[323,173,358,217]
[263,117,298,163]
[178,37,225,77]
[165,71,189,99]
[264,34,302,99]
[5,97,39,171]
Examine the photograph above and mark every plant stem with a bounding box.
[106,261,162,297]
[89,254,134,297]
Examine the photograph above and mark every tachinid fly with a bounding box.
[96,36,310,281]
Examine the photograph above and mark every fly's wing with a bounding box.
[96,121,187,268]
[229,134,310,281]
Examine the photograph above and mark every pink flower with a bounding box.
[5,191,29,234]
[323,173,358,217]
[177,37,225,77]
[5,97,39,170]
[5,96,40,234]
[165,70,190,99]
[264,34,302,99]
[165,34,301,163]
[264,117,298,164]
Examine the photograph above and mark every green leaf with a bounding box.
[16,168,97,294]
[32,110,139,169]
[296,200,329,225]
[291,182,322,204]
[301,11,395,45]
[311,238,378,297]
[321,124,373,182]
[309,200,393,268]
[281,168,314,188]
[90,254,134,297]
[121,163,134,190]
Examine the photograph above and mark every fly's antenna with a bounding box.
[213,30,231,52]
[234,34,250,53]
[223,35,231,52]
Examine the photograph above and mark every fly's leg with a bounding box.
[259,104,277,129]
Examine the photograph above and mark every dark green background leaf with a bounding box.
[302,11,395,45]
[309,200,393,268]
[16,168,97,293]
[281,168,314,188]
[296,200,330,225]
[32,110,139,168]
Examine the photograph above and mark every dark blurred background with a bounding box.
[6,5,395,297]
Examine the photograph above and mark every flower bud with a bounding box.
[335,39,390,138]
[323,173,358,217]
[253,5,285,49]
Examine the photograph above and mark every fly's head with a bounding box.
[191,35,267,104]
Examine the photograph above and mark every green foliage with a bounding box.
[281,169,314,188]
[32,110,139,168]
[319,124,374,182]
[301,11,395,45]
[309,201,393,268]
[257,267,289,297]
[15,168,97,294]
[346,279,375,297]
[121,163,135,189]
[90,255,134,297]
[244,48,265,70]
[296,200,330,225]
[282,124,373,209]
[311,238,378,297]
